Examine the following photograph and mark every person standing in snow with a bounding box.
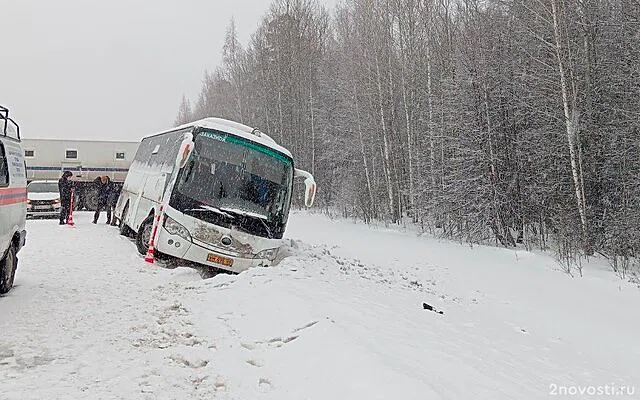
[93,175,114,224]
[107,184,120,226]
[58,171,74,225]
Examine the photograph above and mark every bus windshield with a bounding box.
[171,129,293,239]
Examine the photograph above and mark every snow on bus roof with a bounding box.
[171,117,293,159]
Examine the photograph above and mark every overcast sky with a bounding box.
[1,0,334,142]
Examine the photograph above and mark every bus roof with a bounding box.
[170,118,293,159]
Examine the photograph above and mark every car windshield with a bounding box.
[28,182,59,193]
[171,129,293,238]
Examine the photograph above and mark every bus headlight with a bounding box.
[254,248,279,261]
[164,215,192,242]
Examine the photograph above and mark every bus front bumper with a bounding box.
[156,229,272,274]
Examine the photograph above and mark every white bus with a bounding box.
[115,117,316,274]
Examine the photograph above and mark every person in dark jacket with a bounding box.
[93,175,114,224]
[58,171,74,225]
[107,185,120,226]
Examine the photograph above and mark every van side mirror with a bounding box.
[294,168,316,208]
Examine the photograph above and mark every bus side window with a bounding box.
[0,143,10,187]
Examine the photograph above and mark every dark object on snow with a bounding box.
[423,302,444,314]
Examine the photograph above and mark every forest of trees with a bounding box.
[175,0,640,277]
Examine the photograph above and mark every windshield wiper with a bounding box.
[185,206,235,220]
[256,217,273,239]
[219,207,273,239]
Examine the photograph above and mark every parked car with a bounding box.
[27,180,62,218]
[1,105,27,294]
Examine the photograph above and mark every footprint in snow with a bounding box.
[241,342,257,350]
[242,320,318,352]
[247,359,263,367]
[261,335,298,348]
[282,336,298,344]
[191,375,207,388]
[214,376,227,391]
[0,345,15,360]
[169,354,209,369]
[259,377,273,390]
[292,320,319,333]
[138,380,154,394]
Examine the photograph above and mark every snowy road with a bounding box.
[1,211,639,399]
[0,212,204,399]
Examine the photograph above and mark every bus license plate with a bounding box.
[207,253,233,267]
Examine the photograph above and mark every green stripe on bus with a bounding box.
[199,130,292,165]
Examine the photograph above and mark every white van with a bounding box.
[115,117,316,275]
[0,106,27,294]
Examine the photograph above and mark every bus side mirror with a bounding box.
[294,168,316,208]
[176,133,194,169]
[304,177,316,207]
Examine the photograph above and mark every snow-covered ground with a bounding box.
[1,211,638,399]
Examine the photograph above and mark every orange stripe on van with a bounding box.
[0,187,27,206]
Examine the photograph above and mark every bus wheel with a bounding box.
[136,215,155,255]
[0,244,17,294]
[119,204,133,237]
